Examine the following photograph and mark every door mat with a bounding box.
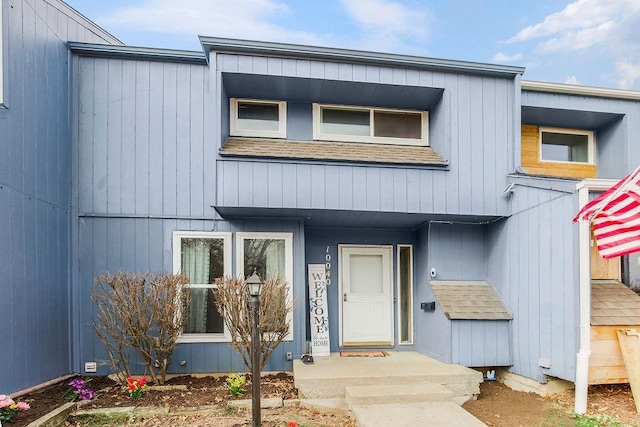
[340,351,386,357]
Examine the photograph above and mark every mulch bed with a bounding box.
[9,373,297,427]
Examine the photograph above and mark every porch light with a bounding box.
[247,270,263,296]
[247,270,263,427]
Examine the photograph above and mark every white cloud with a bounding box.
[99,0,324,46]
[564,75,580,84]
[339,0,431,53]
[508,0,640,52]
[492,52,523,63]
[616,60,640,89]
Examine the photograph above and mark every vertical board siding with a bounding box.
[451,321,511,366]
[414,224,451,361]
[487,181,579,381]
[428,222,487,281]
[76,217,304,374]
[216,54,516,217]
[0,0,118,393]
[76,57,211,217]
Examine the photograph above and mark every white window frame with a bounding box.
[236,232,294,341]
[397,244,414,345]
[172,231,232,343]
[313,103,429,146]
[230,98,287,138]
[539,127,595,164]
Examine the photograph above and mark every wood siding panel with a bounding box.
[487,181,579,382]
[76,57,210,217]
[451,321,511,366]
[589,325,640,384]
[521,125,597,179]
[1,0,117,394]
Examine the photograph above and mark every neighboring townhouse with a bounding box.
[4,0,640,402]
[0,0,121,394]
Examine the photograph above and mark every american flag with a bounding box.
[573,165,640,259]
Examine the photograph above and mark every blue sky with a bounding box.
[65,0,640,90]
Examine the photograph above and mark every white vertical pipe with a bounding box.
[575,185,591,414]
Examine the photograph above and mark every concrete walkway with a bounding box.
[294,351,486,426]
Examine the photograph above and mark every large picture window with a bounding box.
[313,104,428,146]
[540,127,594,164]
[236,232,294,339]
[172,231,232,342]
[230,98,287,138]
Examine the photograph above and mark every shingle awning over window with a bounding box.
[430,280,512,320]
[220,137,447,166]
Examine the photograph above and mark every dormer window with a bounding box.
[230,98,287,138]
[540,127,594,164]
[313,104,428,146]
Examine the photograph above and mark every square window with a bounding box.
[540,128,594,164]
[230,98,286,138]
[173,232,232,342]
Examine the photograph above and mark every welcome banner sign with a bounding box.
[308,264,330,356]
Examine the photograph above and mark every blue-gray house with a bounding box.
[4,1,640,413]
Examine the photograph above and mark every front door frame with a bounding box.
[338,244,394,347]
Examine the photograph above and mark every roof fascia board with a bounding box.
[522,80,640,101]
[68,42,206,64]
[200,37,525,78]
[576,178,619,191]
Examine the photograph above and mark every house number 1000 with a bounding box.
[325,246,332,286]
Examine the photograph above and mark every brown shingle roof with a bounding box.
[220,137,448,166]
[430,280,512,320]
[591,280,640,326]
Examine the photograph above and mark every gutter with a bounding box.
[522,80,640,101]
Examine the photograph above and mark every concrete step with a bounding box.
[345,383,454,406]
[351,402,487,427]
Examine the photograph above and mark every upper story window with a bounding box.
[313,104,429,146]
[172,231,232,343]
[230,98,287,138]
[540,127,594,164]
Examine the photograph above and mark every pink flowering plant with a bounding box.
[63,378,95,402]
[0,394,30,423]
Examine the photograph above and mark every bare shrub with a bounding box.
[92,271,190,384]
[214,275,292,370]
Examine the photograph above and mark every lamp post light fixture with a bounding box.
[247,271,263,427]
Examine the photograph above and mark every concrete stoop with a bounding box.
[293,352,486,426]
[351,402,486,427]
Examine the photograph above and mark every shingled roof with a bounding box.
[220,137,448,166]
[591,280,640,326]
[430,280,512,320]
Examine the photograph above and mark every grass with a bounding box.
[573,413,632,427]
[70,413,132,426]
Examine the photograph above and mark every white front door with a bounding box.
[340,245,394,346]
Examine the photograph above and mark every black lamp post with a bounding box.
[247,271,263,427]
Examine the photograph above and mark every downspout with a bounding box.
[574,185,591,414]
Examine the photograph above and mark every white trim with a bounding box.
[522,80,640,101]
[338,244,395,347]
[235,232,294,341]
[230,98,287,138]
[313,103,429,146]
[396,244,414,345]
[172,231,233,343]
[539,127,595,164]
